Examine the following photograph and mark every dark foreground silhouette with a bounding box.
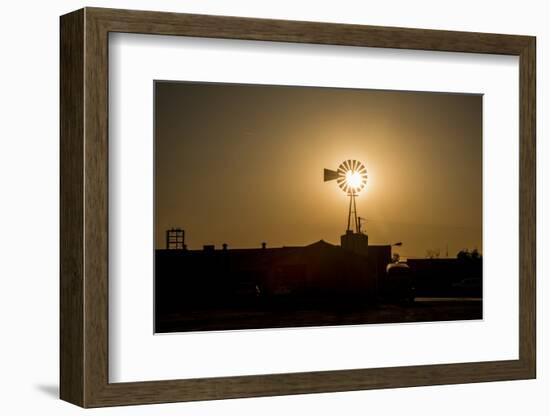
[155,241,482,333]
[156,298,482,333]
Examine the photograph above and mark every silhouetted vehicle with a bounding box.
[384,262,414,303]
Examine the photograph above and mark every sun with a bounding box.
[345,170,363,191]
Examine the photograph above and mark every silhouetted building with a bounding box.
[155,231,392,312]
[341,229,369,257]
[406,258,482,297]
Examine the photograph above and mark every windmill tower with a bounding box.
[324,159,369,256]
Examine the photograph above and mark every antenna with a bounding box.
[324,160,368,233]
[357,217,366,234]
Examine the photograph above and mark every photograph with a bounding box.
[154,81,483,333]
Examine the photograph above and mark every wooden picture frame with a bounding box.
[60,7,536,408]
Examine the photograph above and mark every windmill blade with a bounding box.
[323,168,339,182]
[337,178,347,190]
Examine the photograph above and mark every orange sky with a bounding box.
[155,81,482,258]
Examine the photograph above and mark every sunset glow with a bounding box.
[155,82,482,257]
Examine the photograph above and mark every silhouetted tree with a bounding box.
[457,249,471,260]
[457,249,482,261]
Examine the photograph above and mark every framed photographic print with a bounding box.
[152,81,484,333]
[60,7,536,408]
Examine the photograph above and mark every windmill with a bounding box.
[324,160,368,233]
